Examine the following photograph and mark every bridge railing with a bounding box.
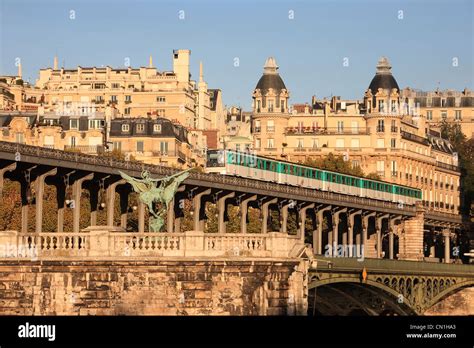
[0,229,302,260]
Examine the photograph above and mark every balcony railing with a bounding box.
[436,161,460,172]
[376,126,385,132]
[391,126,398,133]
[284,127,369,135]
[400,130,429,145]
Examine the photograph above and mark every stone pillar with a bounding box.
[443,229,451,264]
[167,186,186,233]
[298,204,314,242]
[261,198,277,234]
[193,189,211,232]
[167,197,175,233]
[347,210,361,257]
[398,203,425,261]
[388,216,400,260]
[20,168,36,233]
[72,174,93,233]
[331,208,347,256]
[106,179,126,227]
[362,212,375,259]
[280,203,289,234]
[240,195,257,234]
[314,206,331,255]
[218,192,235,233]
[375,214,389,259]
[35,168,57,233]
[430,230,436,258]
[138,201,145,233]
[0,162,16,196]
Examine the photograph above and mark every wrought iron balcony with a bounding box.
[284,127,369,135]
[400,130,429,145]
[436,161,460,172]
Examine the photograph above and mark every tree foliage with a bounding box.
[440,120,474,218]
[302,153,365,177]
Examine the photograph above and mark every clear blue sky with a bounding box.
[1,0,472,108]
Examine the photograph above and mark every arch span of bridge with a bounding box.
[309,257,474,315]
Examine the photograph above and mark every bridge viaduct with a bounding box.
[0,141,471,316]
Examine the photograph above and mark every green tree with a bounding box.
[440,120,473,219]
[302,153,365,177]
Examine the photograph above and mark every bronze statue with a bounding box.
[119,169,191,232]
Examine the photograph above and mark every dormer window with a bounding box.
[136,124,145,133]
[153,124,162,133]
[121,124,130,132]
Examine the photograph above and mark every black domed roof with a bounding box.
[255,57,286,93]
[368,74,399,92]
[256,74,286,93]
[368,57,399,93]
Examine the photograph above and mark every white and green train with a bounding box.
[206,150,422,206]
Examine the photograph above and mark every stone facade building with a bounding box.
[401,88,474,138]
[0,50,226,167]
[251,57,461,216]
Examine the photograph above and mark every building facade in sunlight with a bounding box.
[0,49,226,167]
[251,57,461,216]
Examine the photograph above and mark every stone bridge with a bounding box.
[0,142,472,316]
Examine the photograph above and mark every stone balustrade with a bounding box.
[0,228,303,260]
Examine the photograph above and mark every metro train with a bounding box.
[206,150,422,206]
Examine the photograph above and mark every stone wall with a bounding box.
[0,259,308,316]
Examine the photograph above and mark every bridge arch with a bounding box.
[308,277,416,315]
[424,280,474,314]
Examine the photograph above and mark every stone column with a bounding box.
[398,203,425,261]
[218,192,235,233]
[388,216,400,260]
[106,179,126,227]
[298,203,314,242]
[240,195,257,234]
[138,201,145,233]
[375,214,389,259]
[443,229,451,264]
[35,168,57,233]
[314,206,331,255]
[331,208,347,256]
[0,162,16,196]
[261,198,277,234]
[280,205,288,234]
[167,186,186,233]
[362,212,375,259]
[347,210,361,257]
[20,168,37,233]
[193,189,211,231]
[429,231,436,258]
[72,174,93,233]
